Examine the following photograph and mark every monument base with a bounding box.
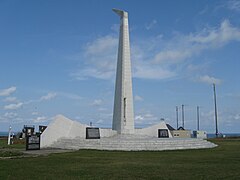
[41,115,217,151]
[49,134,217,151]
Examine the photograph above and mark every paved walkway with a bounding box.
[23,148,74,156]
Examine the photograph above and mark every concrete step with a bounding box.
[49,134,217,151]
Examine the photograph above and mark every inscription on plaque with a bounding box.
[86,127,100,139]
[26,134,41,150]
[158,129,169,138]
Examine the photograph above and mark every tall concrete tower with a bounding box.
[112,9,134,134]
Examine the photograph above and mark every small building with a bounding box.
[171,127,191,138]
[193,130,207,139]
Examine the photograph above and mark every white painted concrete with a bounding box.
[112,9,134,134]
[135,120,173,138]
[51,134,217,151]
[100,128,118,137]
[41,115,118,148]
[193,130,207,139]
[40,115,87,148]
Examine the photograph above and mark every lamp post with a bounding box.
[8,126,11,145]
[213,83,218,137]
[197,106,200,131]
[176,106,179,129]
[182,104,185,128]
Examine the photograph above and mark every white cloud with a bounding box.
[32,111,39,115]
[58,92,82,100]
[96,119,104,124]
[86,35,118,55]
[71,19,240,81]
[71,67,115,80]
[154,20,240,64]
[0,87,16,96]
[71,35,118,80]
[4,102,23,110]
[135,112,158,125]
[25,91,81,106]
[198,5,209,15]
[111,24,119,32]
[225,93,240,98]
[153,49,193,64]
[33,116,48,123]
[90,99,103,106]
[134,95,144,101]
[145,19,157,30]
[4,97,17,102]
[4,112,18,119]
[98,107,108,111]
[234,114,240,120]
[135,115,144,121]
[187,20,240,46]
[227,0,240,12]
[40,92,57,101]
[198,75,222,85]
[133,62,176,80]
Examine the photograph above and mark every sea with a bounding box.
[207,133,240,138]
[0,132,9,137]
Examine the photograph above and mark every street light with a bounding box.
[176,106,179,129]
[213,83,219,137]
[197,106,200,131]
[182,104,185,128]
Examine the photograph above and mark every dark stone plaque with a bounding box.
[158,129,169,138]
[86,127,100,139]
[26,134,41,150]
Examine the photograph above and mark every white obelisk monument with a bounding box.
[112,9,134,134]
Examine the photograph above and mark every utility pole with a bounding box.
[176,106,179,129]
[213,83,218,137]
[197,106,200,131]
[182,104,185,128]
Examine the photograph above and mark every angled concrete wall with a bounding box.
[40,115,88,148]
[41,115,118,148]
[135,121,173,138]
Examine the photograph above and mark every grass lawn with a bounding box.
[0,138,25,149]
[0,138,239,179]
[0,138,25,157]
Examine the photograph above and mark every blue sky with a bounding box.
[0,0,240,133]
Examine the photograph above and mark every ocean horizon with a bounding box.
[0,132,9,136]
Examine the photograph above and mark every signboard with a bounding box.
[26,134,40,150]
[86,127,100,139]
[158,129,169,138]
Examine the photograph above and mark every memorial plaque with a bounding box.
[86,127,100,139]
[28,136,40,144]
[28,144,40,149]
[26,134,41,150]
[158,129,169,138]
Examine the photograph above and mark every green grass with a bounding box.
[0,138,25,149]
[0,138,25,157]
[0,138,239,179]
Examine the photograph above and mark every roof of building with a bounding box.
[166,124,175,131]
[177,126,185,130]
